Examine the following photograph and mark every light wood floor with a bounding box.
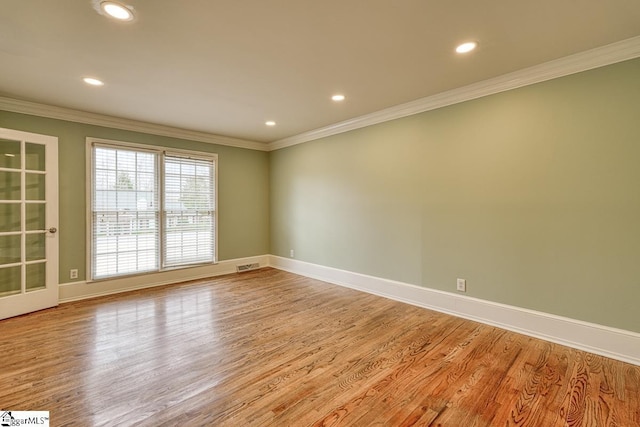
[1,268,638,426]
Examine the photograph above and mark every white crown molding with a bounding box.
[269,256,640,366]
[3,37,639,153]
[269,35,640,151]
[0,97,269,152]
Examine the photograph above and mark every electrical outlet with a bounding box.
[70,269,79,279]
[456,278,466,292]
[290,249,295,258]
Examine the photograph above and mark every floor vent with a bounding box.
[236,263,260,273]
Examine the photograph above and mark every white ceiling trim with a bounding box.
[1,36,639,153]
[0,97,268,152]
[269,35,640,151]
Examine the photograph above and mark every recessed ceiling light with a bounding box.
[100,1,135,21]
[265,121,276,126]
[83,77,105,86]
[331,94,346,102]
[456,41,478,54]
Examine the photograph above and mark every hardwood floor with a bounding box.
[1,268,638,426]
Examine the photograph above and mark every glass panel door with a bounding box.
[0,129,58,320]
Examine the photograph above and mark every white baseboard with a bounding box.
[269,255,640,366]
[58,254,640,366]
[58,255,269,303]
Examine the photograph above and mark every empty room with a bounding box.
[1,1,639,426]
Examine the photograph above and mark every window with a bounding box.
[89,139,217,280]
[163,155,215,267]
[92,145,159,278]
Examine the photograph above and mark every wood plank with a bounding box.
[0,268,637,426]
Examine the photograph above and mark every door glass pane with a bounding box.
[26,203,45,231]
[0,139,21,169]
[0,171,21,200]
[0,266,21,295]
[25,143,46,171]
[25,173,45,201]
[26,234,45,261]
[0,203,21,232]
[0,235,21,265]
[26,262,46,291]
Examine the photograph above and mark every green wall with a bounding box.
[270,58,640,333]
[0,111,270,283]
[2,58,639,333]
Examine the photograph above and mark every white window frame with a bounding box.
[86,137,218,282]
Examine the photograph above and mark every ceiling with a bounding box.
[1,1,640,145]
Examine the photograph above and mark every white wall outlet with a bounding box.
[290,249,295,258]
[456,278,466,292]
[70,269,79,279]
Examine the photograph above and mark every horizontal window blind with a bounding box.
[92,146,159,279]
[163,155,215,267]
